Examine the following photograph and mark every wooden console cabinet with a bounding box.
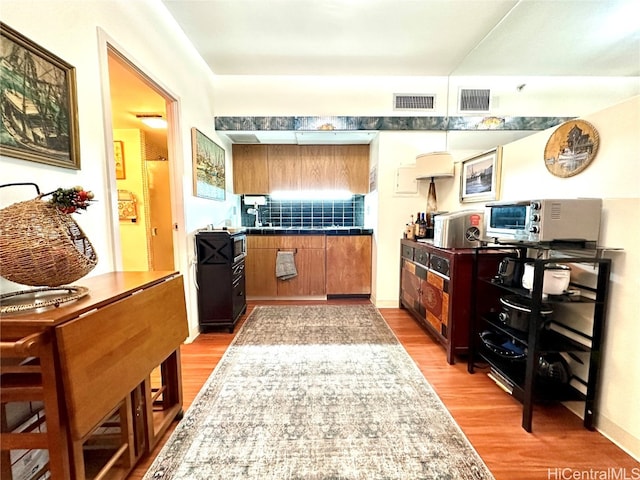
[400,239,501,364]
[0,271,188,480]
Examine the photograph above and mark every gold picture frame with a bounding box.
[0,22,81,169]
[191,128,225,201]
[114,141,125,179]
[460,147,502,203]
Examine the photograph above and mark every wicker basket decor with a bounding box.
[0,197,98,287]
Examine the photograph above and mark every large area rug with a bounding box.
[144,305,494,479]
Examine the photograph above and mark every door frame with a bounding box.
[97,28,185,274]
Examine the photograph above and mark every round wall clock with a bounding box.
[543,120,600,178]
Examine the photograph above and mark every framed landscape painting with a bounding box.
[191,128,225,200]
[460,146,502,203]
[0,22,81,169]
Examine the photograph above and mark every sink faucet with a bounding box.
[247,204,262,227]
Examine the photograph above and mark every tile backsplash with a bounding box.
[241,195,364,228]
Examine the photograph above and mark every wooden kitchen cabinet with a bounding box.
[334,145,370,194]
[245,235,326,297]
[277,247,326,296]
[245,247,278,296]
[232,144,270,194]
[232,144,370,194]
[326,235,372,295]
[299,145,336,190]
[268,145,301,191]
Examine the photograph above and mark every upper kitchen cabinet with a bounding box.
[232,144,270,194]
[334,145,370,194]
[299,145,336,190]
[268,144,302,191]
[232,144,370,194]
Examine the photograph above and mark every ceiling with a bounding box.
[109,0,639,147]
[161,0,640,77]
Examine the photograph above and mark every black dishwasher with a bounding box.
[195,230,247,332]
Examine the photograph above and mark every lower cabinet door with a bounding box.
[277,249,326,296]
[326,235,372,295]
[245,248,278,296]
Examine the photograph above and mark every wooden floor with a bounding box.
[128,300,638,480]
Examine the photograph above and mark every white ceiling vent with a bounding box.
[458,88,491,112]
[227,133,261,144]
[393,94,436,111]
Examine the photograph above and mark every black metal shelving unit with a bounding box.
[468,243,612,432]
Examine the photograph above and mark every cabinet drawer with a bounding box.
[415,248,429,267]
[401,244,414,260]
[248,235,325,249]
[430,254,450,278]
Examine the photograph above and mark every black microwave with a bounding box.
[484,198,602,243]
[232,233,247,263]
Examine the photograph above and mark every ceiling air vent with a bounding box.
[458,88,491,112]
[393,94,436,111]
[227,133,261,144]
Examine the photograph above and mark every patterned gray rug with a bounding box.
[143,305,494,480]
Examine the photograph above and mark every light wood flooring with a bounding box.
[128,300,638,480]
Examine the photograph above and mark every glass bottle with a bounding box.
[418,213,427,238]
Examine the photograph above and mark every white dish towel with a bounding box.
[276,251,297,280]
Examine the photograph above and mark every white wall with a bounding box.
[499,96,640,459]
[0,0,239,340]
[213,75,639,117]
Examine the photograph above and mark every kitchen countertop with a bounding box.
[244,227,373,235]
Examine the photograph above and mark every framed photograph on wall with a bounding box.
[0,22,81,169]
[191,128,225,201]
[114,141,125,179]
[460,146,502,203]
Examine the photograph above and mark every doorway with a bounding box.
[106,49,175,271]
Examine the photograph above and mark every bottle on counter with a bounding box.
[414,211,422,239]
[418,213,427,238]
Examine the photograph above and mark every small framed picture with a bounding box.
[460,147,502,203]
[114,141,125,179]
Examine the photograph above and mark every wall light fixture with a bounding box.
[136,114,167,129]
